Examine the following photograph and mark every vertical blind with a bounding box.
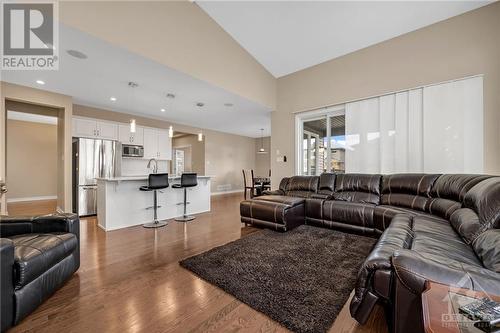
[345,76,483,174]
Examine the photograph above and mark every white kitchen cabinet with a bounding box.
[143,128,172,160]
[118,124,144,145]
[143,128,158,159]
[72,117,97,137]
[157,130,172,160]
[72,117,118,140]
[97,121,119,140]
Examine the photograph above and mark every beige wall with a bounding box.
[73,104,256,193]
[172,134,205,176]
[60,1,276,110]
[6,120,58,200]
[0,82,73,214]
[255,136,271,178]
[272,2,500,185]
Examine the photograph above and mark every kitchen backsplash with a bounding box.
[121,158,170,176]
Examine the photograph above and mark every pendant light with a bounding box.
[130,119,136,133]
[257,128,267,154]
[168,125,174,138]
[198,132,203,142]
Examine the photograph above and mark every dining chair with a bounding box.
[242,169,260,199]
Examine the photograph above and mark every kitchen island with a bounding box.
[96,175,211,231]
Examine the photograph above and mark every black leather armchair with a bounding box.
[0,213,80,332]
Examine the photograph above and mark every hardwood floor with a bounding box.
[8,193,387,333]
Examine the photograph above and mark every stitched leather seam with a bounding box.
[417,175,425,196]
[392,263,424,294]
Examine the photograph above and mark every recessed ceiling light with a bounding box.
[196,102,204,107]
[224,103,233,107]
[66,49,88,59]
[161,108,166,112]
[166,93,175,99]
[110,97,117,102]
[36,80,45,85]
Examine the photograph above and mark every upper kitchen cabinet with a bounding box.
[118,124,144,145]
[73,117,118,140]
[157,130,171,160]
[144,128,172,160]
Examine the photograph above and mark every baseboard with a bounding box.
[7,195,57,203]
[211,190,243,196]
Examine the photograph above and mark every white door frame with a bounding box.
[295,105,345,175]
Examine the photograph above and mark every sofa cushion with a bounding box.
[317,173,336,197]
[322,201,375,229]
[463,177,500,230]
[472,229,500,273]
[285,176,319,193]
[449,208,481,245]
[380,174,439,212]
[253,195,305,207]
[428,174,491,220]
[333,174,381,204]
[373,205,446,231]
[410,216,482,267]
[10,233,78,289]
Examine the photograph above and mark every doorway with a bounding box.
[297,107,346,176]
[4,101,60,215]
[171,131,205,176]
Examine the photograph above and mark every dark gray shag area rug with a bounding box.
[179,225,376,333]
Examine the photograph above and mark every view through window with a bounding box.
[300,111,345,175]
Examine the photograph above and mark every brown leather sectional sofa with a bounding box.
[239,173,500,333]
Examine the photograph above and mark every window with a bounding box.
[296,106,345,175]
[173,149,185,176]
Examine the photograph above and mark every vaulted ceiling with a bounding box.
[198,1,491,77]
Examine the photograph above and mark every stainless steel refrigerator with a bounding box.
[73,138,121,216]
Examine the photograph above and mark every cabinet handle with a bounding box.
[94,129,96,136]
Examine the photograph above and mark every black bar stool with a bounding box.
[173,173,197,222]
[140,173,169,228]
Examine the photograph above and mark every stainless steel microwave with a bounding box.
[122,144,144,158]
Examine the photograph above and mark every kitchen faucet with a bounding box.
[147,158,158,174]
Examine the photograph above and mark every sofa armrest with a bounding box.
[392,249,500,296]
[0,213,79,239]
[1,238,14,331]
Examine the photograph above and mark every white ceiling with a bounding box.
[197,1,491,78]
[1,25,272,138]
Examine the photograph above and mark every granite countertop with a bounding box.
[96,175,212,182]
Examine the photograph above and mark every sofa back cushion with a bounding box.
[380,174,439,212]
[278,177,290,192]
[285,176,319,197]
[333,174,381,204]
[317,173,336,196]
[429,174,491,219]
[472,229,500,273]
[463,177,500,230]
[449,177,500,244]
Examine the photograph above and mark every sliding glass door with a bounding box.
[297,107,345,176]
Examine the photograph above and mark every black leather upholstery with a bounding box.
[240,196,304,231]
[333,174,381,204]
[240,173,500,333]
[11,233,78,289]
[0,214,79,331]
[172,173,198,188]
[140,173,169,191]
